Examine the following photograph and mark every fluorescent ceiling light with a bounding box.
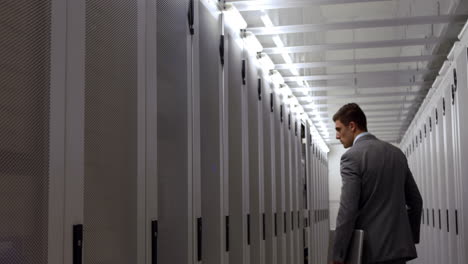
[272,36,285,48]
[260,11,275,27]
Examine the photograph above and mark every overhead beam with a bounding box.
[283,69,433,82]
[310,112,410,119]
[249,15,468,35]
[321,120,409,126]
[309,100,421,107]
[312,113,408,121]
[275,55,441,70]
[290,81,432,92]
[263,37,441,54]
[297,91,421,100]
[306,106,414,113]
[230,0,391,11]
[301,98,420,105]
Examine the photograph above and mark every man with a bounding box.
[331,103,423,264]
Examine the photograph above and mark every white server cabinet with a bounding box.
[442,83,459,264]
[313,143,320,264]
[246,52,265,264]
[402,32,468,264]
[199,1,226,264]
[433,99,450,264]
[2,0,158,263]
[291,115,301,264]
[283,105,293,264]
[303,124,312,264]
[83,0,141,263]
[453,43,468,264]
[309,140,316,264]
[298,119,306,264]
[425,115,437,264]
[226,23,248,264]
[436,96,452,264]
[0,1,55,264]
[274,92,286,264]
[156,0,200,263]
[263,81,277,264]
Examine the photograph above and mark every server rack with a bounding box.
[275,92,286,264]
[226,21,248,264]
[246,49,264,264]
[1,1,332,264]
[402,27,468,264]
[199,1,225,263]
[263,81,277,264]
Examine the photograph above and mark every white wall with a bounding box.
[328,144,348,230]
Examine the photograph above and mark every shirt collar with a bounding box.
[353,132,370,145]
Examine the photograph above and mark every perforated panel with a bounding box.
[0,1,51,263]
[84,0,138,263]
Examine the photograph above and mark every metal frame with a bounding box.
[290,81,432,92]
[49,0,68,262]
[310,99,421,108]
[230,0,391,11]
[249,15,468,35]
[141,0,158,263]
[296,91,421,100]
[263,37,441,54]
[199,1,226,264]
[62,0,86,263]
[284,69,433,82]
[308,106,414,114]
[276,55,440,70]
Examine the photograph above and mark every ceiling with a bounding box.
[227,0,468,145]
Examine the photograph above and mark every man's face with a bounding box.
[335,120,355,148]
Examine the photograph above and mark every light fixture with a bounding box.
[257,53,275,72]
[269,70,284,86]
[244,32,263,53]
[223,4,247,30]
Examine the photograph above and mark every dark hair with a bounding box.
[333,103,367,131]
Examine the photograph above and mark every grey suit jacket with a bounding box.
[332,134,423,264]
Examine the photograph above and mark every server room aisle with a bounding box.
[0,0,467,264]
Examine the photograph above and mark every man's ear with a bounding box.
[349,121,356,132]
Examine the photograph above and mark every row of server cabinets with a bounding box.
[0,0,331,264]
[401,24,468,264]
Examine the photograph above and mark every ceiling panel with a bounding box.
[231,0,468,144]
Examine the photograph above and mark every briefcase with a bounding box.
[329,229,365,264]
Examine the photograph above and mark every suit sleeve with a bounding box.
[333,152,361,263]
[405,166,423,244]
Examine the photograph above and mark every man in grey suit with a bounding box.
[331,103,423,264]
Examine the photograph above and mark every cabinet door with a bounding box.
[274,93,286,264]
[156,0,198,263]
[455,49,468,264]
[246,56,264,264]
[199,1,225,263]
[263,82,277,264]
[83,1,141,263]
[443,84,459,264]
[0,2,52,263]
[226,24,248,264]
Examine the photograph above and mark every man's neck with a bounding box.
[353,131,369,145]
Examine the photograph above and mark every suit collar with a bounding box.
[353,133,376,145]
